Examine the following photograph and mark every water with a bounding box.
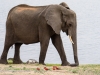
[0,0,100,64]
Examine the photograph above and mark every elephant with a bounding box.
[59,2,70,9]
[0,3,79,66]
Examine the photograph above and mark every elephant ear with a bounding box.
[44,6,62,34]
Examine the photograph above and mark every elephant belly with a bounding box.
[16,33,39,44]
[14,27,39,44]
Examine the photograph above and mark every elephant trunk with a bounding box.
[68,19,79,66]
[72,23,79,67]
[71,30,79,66]
[67,30,79,66]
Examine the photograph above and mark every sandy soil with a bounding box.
[0,64,78,75]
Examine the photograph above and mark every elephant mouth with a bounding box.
[68,35,74,44]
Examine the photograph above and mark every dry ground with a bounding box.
[0,64,100,75]
[0,64,78,75]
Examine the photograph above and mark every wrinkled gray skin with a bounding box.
[0,3,79,66]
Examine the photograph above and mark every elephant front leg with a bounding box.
[13,43,23,64]
[39,36,50,65]
[51,34,69,66]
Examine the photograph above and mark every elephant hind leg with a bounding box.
[0,36,14,64]
[13,43,23,64]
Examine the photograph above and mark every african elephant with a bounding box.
[0,3,79,66]
[59,2,70,9]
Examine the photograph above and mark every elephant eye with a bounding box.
[69,24,72,27]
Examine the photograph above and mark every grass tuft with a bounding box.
[7,60,13,64]
[46,64,60,66]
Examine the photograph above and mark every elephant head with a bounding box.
[41,5,79,66]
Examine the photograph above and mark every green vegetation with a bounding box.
[65,64,100,75]
[46,64,60,66]
[7,59,13,64]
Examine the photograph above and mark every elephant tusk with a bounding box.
[68,35,74,44]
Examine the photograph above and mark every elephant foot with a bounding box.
[0,59,8,64]
[69,63,79,67]
[39,62,46,65]
[13,59,23,64]
[61,61,70,66]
